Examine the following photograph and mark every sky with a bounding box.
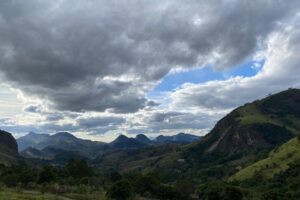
[1,0,300,142]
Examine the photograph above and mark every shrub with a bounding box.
[107,180,133,200]
[65,159,93,179]
[19,168,38,186]
[261,189,284,200]
[38,166,58,184]
[0,182,6,191]
[110,172,122,182]
[155,184,183,200]
[198,181,243,200]
[133,174,160,196]
[15,183,22,193]
[2,173,19,187]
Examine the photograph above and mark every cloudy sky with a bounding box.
[1,0,300,141]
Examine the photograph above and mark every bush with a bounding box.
[0,182,6,191]
[15,183,23,193]
[133,174,160,196]
[19,168,38,186]
[38,166,58,184]
[65,159,93,179]
[110,172,122,182]
[175,180,195,200]
[2,173,19,187]
[261,189,285,200]
[198,181,243,200]
[155,184,183,200]
[107,180,133,200]
[26,182,37,190]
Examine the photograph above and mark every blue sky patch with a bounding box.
[148,59,265,97]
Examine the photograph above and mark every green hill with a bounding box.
[92,89,300,182]
[187,89,300,159]
[230,136,300,181]
[0,130,19,165]
[130,89,300,182]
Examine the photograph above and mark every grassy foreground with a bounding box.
[0,189,153,200]
[0,189,74,200]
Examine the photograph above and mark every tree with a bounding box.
[175,180,195,200]
[19,168,38,186]
[133,174,160,196]
[155,184,183,200]
[38,166,58,184]
[2,173,18,187]
[107,180,133,200]
[65,159,93,179]
[262,190,284,200]
[198,181,243,200]
[110,172,122,182]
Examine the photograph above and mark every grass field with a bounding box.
[0,189,154,200]
[0,190,73,200]
[0,189,109,200]
[230,137,300,181]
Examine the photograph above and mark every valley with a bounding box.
[1,89,300,199]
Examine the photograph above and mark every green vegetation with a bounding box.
[0,159,194,200]
[0,159,107,200]
[197,181,259,200]
[106,172,191,200]
[231,137,300,181]
[232,160,300,199]
[1,89,300,199]
[0,189,72,200]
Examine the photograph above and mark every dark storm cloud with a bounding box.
[0,0,299,113]
[40,80,148,113]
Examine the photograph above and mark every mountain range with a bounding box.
[89,88,300,180]
[155,133,200,144]
[17,132,200,163]
[1,88,300,199]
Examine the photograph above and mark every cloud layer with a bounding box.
[170,25,300,112]
[0,0,300,140]
[1,0,299,113]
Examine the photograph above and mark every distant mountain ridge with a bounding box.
[110,135,145,149]
[135,134,154,144]
[17,132,199,151]
[17,132,50,151]
[155,133,201,144]
[20,131,107,158]
[102,89,300,181]
[17,131,200,163]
